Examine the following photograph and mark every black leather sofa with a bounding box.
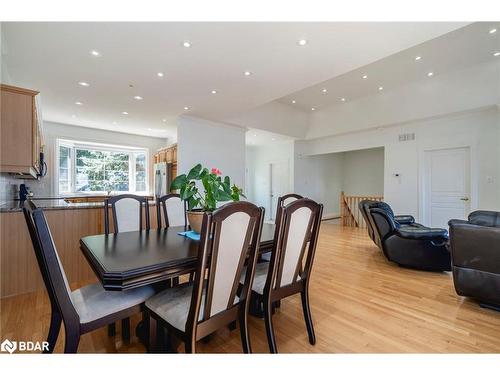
[360,200,451,272]
[448,211,500,309]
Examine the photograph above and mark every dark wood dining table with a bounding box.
[80,223,276,291]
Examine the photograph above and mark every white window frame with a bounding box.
[55,139,149,196]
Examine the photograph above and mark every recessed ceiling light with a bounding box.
[311,107,316,111]
[291,100,296,104]
[253,134,257,137]
[415,56,422,61]
[162,119,167,122]
[297,39,308,46]
[148,128,152,131]
[322,88,328,93]
[494,52,500,57]
[133,95,143,100]
[378,86,384,91]
[183,41,191,48]
[244,71,252,76]
[122,111,129,115]
[78,81,90,87]
[211,90,217,94]
[75,101,83,105]
[427,72,434,77]
[112,121,117,125]
[71,114,77,118]
[489,28,497,34]
[341,98,346,102]
[157,72,164,78]
[183,106,189,110]
[90,50,100,57]
[362,75,368,79]
[271,138,276,141]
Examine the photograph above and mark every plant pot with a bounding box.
[187,210,205,234]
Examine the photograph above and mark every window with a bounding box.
[56,140,148,195]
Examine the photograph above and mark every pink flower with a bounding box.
[211,168,222,175]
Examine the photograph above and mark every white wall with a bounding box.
[293,152,344,218]
[307,61,500,139]
[342,148,385,196]
[292,148,384,217]
[177,116,246,189]
[245,141,294,218]
[28,121,167,197]
[296,107,500,223]
[226,101,309,139]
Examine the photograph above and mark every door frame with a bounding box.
[267,158,291,222]
[418,143,477,226]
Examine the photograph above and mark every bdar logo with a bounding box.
[1,339,17,354]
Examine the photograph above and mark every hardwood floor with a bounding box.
[1,223,499,353]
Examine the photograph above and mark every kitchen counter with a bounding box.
[0,197,157,212]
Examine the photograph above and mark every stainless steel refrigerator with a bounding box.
[154,162,173,197]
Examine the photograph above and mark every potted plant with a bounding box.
[170,164,245,233]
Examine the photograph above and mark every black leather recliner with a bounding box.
[448,211,500,309]
[359,200,423,249]
[364,201,451,271]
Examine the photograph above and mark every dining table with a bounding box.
[80,223,276,291]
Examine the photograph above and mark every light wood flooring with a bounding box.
[1,223,499,353]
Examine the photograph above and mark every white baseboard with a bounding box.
[322,212,340,220]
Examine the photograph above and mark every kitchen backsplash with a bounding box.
[0,174,22,202]
[0,174,48,202]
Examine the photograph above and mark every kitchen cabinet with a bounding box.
[0,84,43,179]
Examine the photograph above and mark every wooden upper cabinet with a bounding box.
[0,84,42,178]
[153,144,177,166]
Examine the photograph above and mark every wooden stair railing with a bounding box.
[340,192,383,228]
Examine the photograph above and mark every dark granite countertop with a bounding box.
[0,197,156,213]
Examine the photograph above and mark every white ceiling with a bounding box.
[277,22,500,111]
[245,127,295,146]
[1,22,467,139]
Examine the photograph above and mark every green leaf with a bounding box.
[170,174,187,190]
[188,197,200,211]
[217,190,233,201]
[187,164,202,180]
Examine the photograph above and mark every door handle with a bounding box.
[460,197,469,201]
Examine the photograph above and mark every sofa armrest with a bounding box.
[396,226,448,242]
[395,215,415,225]
[449,221,500,273]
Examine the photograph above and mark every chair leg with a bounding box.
[185,338,196,354]
[108,323,116,337]
[239,309,251,354]
[44,307,62,353]
[263,300,278,353]
[300,289,316,345]
[147,315,158,353]
[121,317,130,341]
[64,330,80,353]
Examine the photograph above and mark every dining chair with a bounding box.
[156,193,187,228]
[103,194,151,337]
[22,201,156,353]
[145,201,264,353]
[246,198,323,353]
[156,193,191,286]
[262,193,304,264]
[104,194,150,234]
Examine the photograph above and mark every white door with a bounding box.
[269,161,289,221]
[424,147,471,228]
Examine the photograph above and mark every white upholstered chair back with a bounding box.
[115,198,141,232]
[105,194,150,234]
[209,211,251,316]
[271,198,323,290]
[193,202,263,321]
[279,206,313,286]
[157,194,186,228]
